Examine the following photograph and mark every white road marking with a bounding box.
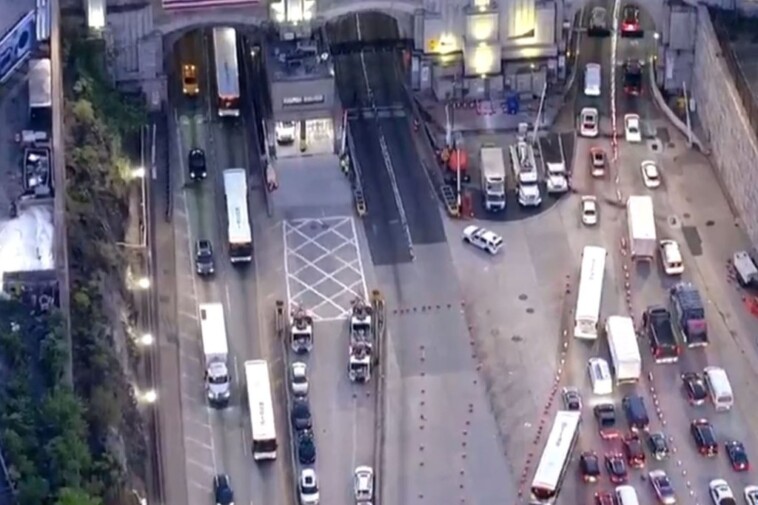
[282,217,368,321]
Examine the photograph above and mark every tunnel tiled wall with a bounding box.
[692,5,758,249]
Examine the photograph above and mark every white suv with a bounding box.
[462,225,503,255]
[709,479,736,505]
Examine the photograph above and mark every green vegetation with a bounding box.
[0,23,148,505]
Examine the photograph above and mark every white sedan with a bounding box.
[581,196,599,226]
[624,113,642,143]
[641,160,661,188]
[353,466,374,503]
[580,107,599,138]
[462,225,503,255]
[709,479,734,505]
[744,485,758,505]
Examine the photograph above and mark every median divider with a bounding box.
[370,289,386,505]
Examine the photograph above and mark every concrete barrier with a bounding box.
[647,56,709,154]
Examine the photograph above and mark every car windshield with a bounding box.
[611,459,624,472]
[190,152,204,166]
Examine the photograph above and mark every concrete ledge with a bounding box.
[648,57,709,154]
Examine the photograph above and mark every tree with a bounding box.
[55,486,102,505]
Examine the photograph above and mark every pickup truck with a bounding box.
[643,306,679,364]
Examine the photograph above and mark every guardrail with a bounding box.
[370,289,386,505]
[345,121,368,217]
[275,301,300,495]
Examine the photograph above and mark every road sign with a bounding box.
[0,10,37,84]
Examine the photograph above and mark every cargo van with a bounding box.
[703,366,734,411]
[733,251,758,287]
[588,357,613,396]
[615,485,640,505]
[584,63,602,97]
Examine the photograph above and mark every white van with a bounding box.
[615,485,640,505]
[584,63,602,97]
[588,357,613,396]
[703,366,734,411]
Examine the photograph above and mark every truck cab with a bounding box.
[669,282,707,347]
[545,162,568,194]
[290,307,314,354]
[349,298,374,383]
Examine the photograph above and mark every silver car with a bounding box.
[649,469,676,504]
[291,362,309,396]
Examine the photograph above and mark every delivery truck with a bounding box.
[479,146,507,211]
[626,195,656,261]
[606,315,642,383]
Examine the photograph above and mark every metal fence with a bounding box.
[710,8,758,142]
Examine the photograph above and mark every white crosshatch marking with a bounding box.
[283,216,368,321]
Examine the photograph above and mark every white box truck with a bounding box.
[479,146,507,211]
[626,195,656,261]
[606,315,641,383]
[199,303,232,407]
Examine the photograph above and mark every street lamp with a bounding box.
[139,333,154,346]
[131,166,146,179]
[136,276,151,290]
[141,389,157,404]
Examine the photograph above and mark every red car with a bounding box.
[624,434,647,468]
[595,491,615,505]
[620,5,643,37]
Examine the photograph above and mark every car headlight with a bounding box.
[207,391,215,399]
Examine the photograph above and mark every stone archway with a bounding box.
[316,1,417,39]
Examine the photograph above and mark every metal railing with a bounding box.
[710,9,758,143]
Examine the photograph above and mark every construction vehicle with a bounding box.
[508,139,542,207]
[290,306,314,354]
[348,297,374,383]
[440,145,470,184]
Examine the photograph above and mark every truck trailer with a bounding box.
[669,282,708,347]
[626,195,656,261]
[479,146,507,211]
[606,315,641,383]
[199,303,232,407]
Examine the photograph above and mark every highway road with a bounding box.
[327,12,515,504]
[162,28,288,505]
[439,2,758,504]
[530,3,758,503]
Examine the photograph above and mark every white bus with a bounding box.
[222,169,253,263]
[244,360,278,460]
[212,27,241,117]
[574,245,607,340]
[530,410,582,503]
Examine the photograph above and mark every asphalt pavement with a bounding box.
[161,28,289,505]
[260,153,377,505]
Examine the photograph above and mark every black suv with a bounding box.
[622,395,649,432]
[690,419,718,456]
[594,403,616,429]
[580,451,601,483]
[647,432,670,460]
[297,430,316,465]
[189,148,207,180]
[681,372,708,406]
[213,474,234,505]
[195,239,215,276]
[291,398,312,431]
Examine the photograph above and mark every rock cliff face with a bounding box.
[691,6,758,248]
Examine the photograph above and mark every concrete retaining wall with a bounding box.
[692,5,758,248]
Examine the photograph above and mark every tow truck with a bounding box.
[348,297,374,383]
[290,306,314,354]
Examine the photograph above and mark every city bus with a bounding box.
[244,360,278,461]
[530,410,582,503]
[212,27,241,117]
[222,169,253,263]
[574,245,607,340]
